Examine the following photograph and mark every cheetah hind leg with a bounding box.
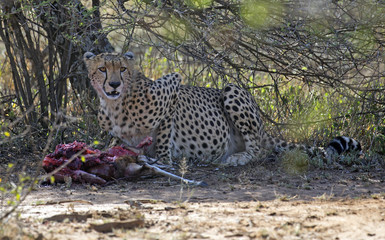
[223,134,263,166]
[221,84,267,166]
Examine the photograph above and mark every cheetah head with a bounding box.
[83,52,135,100]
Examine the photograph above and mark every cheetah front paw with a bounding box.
[222,152,254,166]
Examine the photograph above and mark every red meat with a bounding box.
[42,137,153,185]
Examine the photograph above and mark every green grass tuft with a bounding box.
[281,149,310,176]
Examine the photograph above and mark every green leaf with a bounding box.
[50,176,55,184]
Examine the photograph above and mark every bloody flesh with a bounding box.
[42,137,152,184]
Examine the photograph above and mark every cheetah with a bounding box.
[83,51,361,166]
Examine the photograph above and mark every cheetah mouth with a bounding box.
[105,90,121,99]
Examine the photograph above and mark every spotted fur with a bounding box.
[84,52,361,166]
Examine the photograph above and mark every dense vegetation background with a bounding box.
[0,0,384,226]
[0,0,384,153]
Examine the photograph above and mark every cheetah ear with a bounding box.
[83,52,95,60]
[124,52,134,60]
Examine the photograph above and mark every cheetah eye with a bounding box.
[98,67,106,72]
[120,67,127,72]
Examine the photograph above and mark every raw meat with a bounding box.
[42,137,152,185]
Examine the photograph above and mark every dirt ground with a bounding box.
[2,158,385,240]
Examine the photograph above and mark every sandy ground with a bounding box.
[2,160,385,240]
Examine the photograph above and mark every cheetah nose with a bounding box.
[109,81,121,89]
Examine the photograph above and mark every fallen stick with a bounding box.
[137,155,208,187]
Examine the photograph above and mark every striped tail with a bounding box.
[262,133,361,162]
